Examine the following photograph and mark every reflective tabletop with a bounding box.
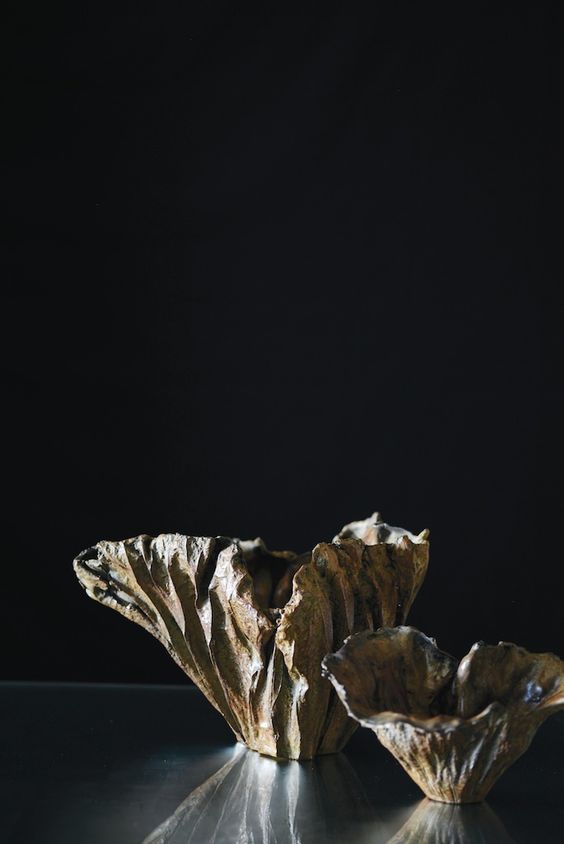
[1,683,563,842]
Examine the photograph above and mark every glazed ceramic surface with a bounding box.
[323,626,564,801]
[74,514,429,759]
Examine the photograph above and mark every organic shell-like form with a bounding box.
[322,627,564,802]
[73,514,429,759]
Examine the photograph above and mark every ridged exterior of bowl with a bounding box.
[323,627,564,801]
[74,525,428,759]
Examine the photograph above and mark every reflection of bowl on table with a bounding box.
[386,798,515,844]
[142,745,376,844]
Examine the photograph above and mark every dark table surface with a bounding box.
[1,682,563,843]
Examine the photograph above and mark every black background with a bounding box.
[4,4,563,684]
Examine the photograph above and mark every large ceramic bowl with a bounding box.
[74,513,429,759]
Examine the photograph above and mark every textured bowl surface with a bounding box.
[74,514,429,759]
[323,626,564,801]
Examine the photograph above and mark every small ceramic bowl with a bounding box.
[322,626,564,802]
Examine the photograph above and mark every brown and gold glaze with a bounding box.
[323,626,564,802]
[73,514,429,759]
